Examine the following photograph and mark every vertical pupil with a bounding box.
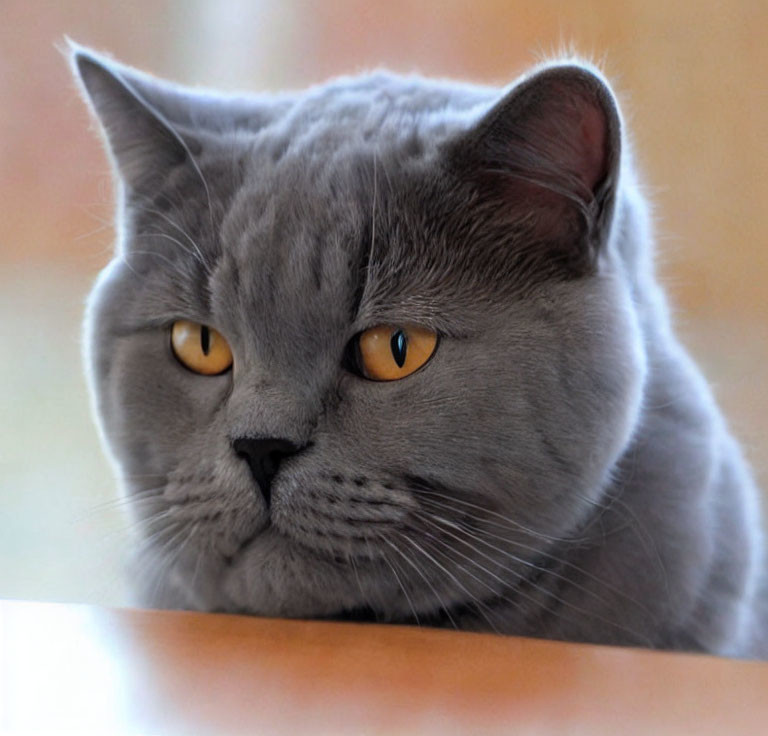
[390,329,407,368]
[200,326,211,356]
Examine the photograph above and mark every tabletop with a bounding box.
[2,599,767,735]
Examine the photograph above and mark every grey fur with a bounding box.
[71,42,766,657]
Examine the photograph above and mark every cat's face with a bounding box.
[76,47,646,627]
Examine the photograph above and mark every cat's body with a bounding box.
[72,44,767,658]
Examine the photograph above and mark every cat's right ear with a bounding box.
[448,62,622,275]
[68,42,196,193]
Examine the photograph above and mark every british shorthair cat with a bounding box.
[71,43,766,658]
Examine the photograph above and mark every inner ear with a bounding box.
[565,91,610,192]
[450,64,621,271]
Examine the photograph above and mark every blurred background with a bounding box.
[1,0,766,608]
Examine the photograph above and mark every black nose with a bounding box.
[232,437,303,507]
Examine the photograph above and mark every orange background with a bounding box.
[0,0,765,606]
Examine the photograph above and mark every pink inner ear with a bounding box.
[512,78,611,199]
[578,102,608,191]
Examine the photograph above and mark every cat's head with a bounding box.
[73,44,646,626]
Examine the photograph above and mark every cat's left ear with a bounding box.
[68,41,202,194]
[450,63,621,274]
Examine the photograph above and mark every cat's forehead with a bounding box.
[275,72,495,140]
[212,169,366,344]
[226,72,496,181]
[201,84,464,339]
[123,73,509,343]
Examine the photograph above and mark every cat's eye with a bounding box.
[170,320,233,375]
[350,324,438,381]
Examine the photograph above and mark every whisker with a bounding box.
[134,202,211,272]
[80,486,164,517]
[397,532,498,632]
[126,90,216,234]
[124,249,183,270]
[412,510,653,645]
[415,504,654,619]
[407,532,502,633]
[136,521,185,604]
[381,537,458,630]
[414,524,598,638]
[375,539,421,626]
[414,488,586,544]
[143,230,209,272]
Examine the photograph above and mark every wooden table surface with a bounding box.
[2,599,767,735]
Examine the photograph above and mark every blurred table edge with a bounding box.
[2,598,767,735]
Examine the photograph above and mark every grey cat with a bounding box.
[71,42,767,658]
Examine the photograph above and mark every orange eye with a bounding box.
[356,325,438,381]
[170,320,233,375]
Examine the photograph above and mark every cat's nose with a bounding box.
[232,437,304,507]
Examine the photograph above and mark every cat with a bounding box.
[70,41,767,658]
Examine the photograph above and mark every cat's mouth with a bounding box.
[222,529,262,566]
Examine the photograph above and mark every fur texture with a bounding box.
[71,43,767,657]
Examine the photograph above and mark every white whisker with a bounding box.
[381,537,458,630]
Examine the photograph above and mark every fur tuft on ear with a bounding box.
[451,62,622,273]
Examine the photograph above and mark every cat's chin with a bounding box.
[197,527,527,631]
[206,526,380,619]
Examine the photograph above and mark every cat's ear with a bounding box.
[450,63,621,273]
[69,42,200,193]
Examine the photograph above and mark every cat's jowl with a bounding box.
[71,43,767,658]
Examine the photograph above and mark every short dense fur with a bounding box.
[72,43,766,657]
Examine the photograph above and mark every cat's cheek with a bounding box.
[594,275,648,471]
[114,340,231,469]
